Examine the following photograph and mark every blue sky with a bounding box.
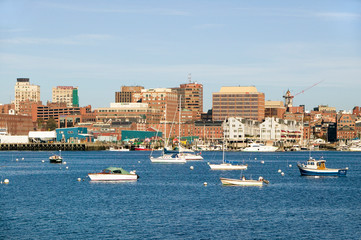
[0,0,360,111]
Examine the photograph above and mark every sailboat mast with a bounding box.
[164,103,167,148]
[179,95,181,153]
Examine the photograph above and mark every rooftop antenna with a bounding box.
[188,73,192,83]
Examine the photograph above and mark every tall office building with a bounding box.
[115,86,144,103]
[212,86,265,121]
[14,78,40,112]
[52,86,79,107]
[178,82,203,119]
[133,88,178,123]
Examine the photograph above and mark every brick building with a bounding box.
[265,101,286,119]
[0,113,34,135]
[212,86,265,122]
[337,113,356,140]
[115,86,144,103]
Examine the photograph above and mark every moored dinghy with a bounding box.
[88,167,139,181]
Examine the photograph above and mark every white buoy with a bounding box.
[278,169,282,173]
[41,160,45,163]
[255,158,257,160]
[190,166,194,170]
[16,158,19,161]
[203,182,207,186]
[66,166,69,170]
[4,179,9,184]
[261,161,265,164]
[22,158,24,160]
[138,161,140,163]
[315,176,320,178]
[77,178,81,181]
[281,172,285,176]
[289,164,292,168]
[62,161,66,165]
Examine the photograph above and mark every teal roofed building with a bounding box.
[121,130,162,141]
[56,127,93,143]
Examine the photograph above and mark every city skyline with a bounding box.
[1,0,360,111]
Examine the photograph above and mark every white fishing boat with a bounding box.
[220,176,269,186]
[242,143,278,152]
[208,140,247,170]
[88,167,139,181]
[108,147,130,152]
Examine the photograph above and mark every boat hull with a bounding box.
[242,146,278,152]
[49,156,62,163]
[209,163,247,170]
[88,173,138,181]
[182,154,203,161]
[297,165,347,176]
[150,156,186,164]
[349,147,361,152]
[220,178,263,186]
[135,148,152,151]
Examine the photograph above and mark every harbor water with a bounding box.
[0,151,360,239]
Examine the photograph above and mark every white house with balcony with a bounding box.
[224,117,302,146]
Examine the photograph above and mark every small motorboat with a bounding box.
[49,155,62,163]
[220,176,269,186]
[150,153,186,164]
[88,167,139,181]
[297,157,348,176]
[209,161,248,170]
[108,147,130,152]
[242,143,278,152]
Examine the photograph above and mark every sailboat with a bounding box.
[150,96,186,164]
[208,139,247,170]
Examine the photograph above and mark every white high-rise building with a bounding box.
[14,78,40,112]
[52,86,79,107]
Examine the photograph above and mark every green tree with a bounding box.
[46,117,57,131]
[37,118,44,130]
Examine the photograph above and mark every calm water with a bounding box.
[0,150,360,240]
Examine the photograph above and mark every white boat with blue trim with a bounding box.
[297,157,348,176]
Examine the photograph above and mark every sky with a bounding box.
[0,0,360,111]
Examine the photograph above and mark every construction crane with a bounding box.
[283,80,324,108]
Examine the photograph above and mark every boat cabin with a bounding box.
[101,167,130,174]
[305,158,326,169]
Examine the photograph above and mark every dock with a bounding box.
[0,143,107,151]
